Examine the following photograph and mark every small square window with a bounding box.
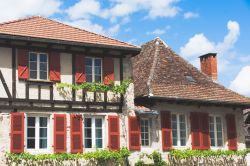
[29,52,48,80]
[85,57,102,83]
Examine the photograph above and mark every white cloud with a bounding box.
[229,66,250,96]
[146,26,171,35]
[66,0,101,20]
[179,20,240,73]
[0,0,61,22]
[180,20,240,58]
[184,12,199,19]
[107,24,120,36]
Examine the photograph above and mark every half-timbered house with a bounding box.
[0,16,140,164]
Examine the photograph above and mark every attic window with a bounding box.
[185,75,196,83]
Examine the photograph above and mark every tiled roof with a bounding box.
[132,38,250,106]
[0,16,138,50]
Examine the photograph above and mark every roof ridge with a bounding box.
[43,17,139,48]
[147,39,160,96]
[0,16,40,26]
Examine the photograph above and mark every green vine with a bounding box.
[6,148,130,165]
[170,149,250,159]
[56,79,132,95]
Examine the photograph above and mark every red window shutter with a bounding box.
[10,112,24,153]
[54,114,66,153]
[200,113,210,150]
[17,49,29,80]
[70,114,83,153]
[161,111,172,151]
[128,116,140,150]
[108,115,120,151]
[226,114,237,150]
[103,57,114,85]
[190,112,201,150]
[49,52,61,82]
[75,54,86,84]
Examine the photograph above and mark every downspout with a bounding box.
[147,38,160,96]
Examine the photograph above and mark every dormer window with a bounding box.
[29,52,48,80]
[85,57,102,83]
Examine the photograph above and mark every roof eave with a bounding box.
[0,33,141,55]
[137,95,250,109]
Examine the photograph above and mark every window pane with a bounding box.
[40,71,47,80]
[85,118,92,127]
[95,75,101,83]
[96,139,102,148]
[29,53,37,61]
[40,63,47,71]
[86,66,92,75]
[94,59,101,66]
[30,71,37,79]
[95,119,102,128]
[85,139,92,148]
[28,117,36,126]
[39,139,47,149]
[40,54,47,62]
[217,139,223,146]
[85,58,92,66]
[86,75,92,82]
[173,137,177,146]
[95,66,101,75]
[27,139,35,149]
[27,128,35,137]
[30,62,37,70]
[96,129,102,138]
[40,117,47,127]
[40,128,47,137]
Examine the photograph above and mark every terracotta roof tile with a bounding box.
[0,16,138,49]
[132,38,250,106]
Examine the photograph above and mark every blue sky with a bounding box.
[1,0,250,96]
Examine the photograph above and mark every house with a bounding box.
[0,16,140,165]
[131,38,250,156]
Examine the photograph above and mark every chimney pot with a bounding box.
[199,53,217,81]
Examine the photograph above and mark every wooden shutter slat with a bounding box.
[49,52,61,82]
[70,114,83,153]
[103,57,114,85]
[201,113,210,150]
[128,116,140,150]
[226,114,237,150]
[108,115,120,151]
[10,112,24,153]
[54,114,66,153]
[161,111,172,151]
[18,49,29,80]
[75,54,86,83]
[191,112,201,150]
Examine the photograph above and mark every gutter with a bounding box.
[0,34,141,54]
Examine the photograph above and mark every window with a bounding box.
[29,52,48,80]
[171,114,187,146]
[84,117,103,148]
[85,57,102,83]
[140,118,150,146]
[209,116,223,147]
[26,116,49,151]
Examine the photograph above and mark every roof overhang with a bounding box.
[0,33,141,56]
[135,95,250,109]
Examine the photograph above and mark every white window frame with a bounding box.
[140,118,150,147]
[29,52,48,81]
[171,113,187,147]
[25,115,50,153]
[85,57,103,83]
[84,117,104,149]
[209,115,224,147]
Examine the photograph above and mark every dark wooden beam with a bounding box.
[12,47,16,99]
[119,57,124,111]
[0,70,11,98]
[72,54,76,101]
[25,82,29,99]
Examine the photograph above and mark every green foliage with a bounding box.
[135,151,169,166]
[6,148,130,165]
[56,79,131,95]
[170,149,250,159]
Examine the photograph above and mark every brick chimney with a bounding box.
[199,53,217,81]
